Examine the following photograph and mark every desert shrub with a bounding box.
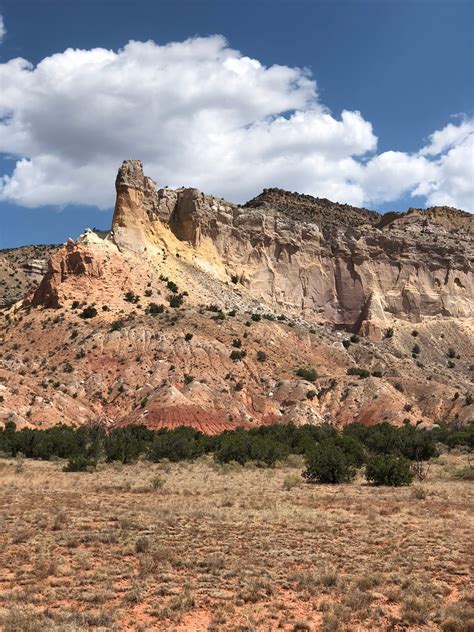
[80,306,97,319]
[365,454,413,486]
[213,430,253,465]
[214,430,287,467]
[0,424,87,461]
[232,338,242,348]
[303,441,356,484]
[436,423,474,450]
[63,456,97,472]
[75,424,107,458]
[343,422,436,461]
[411,486,427,499]
[412,344,420,355]
[347,367,370,378]
[342,339,350,349]
[110,319,125,331]
[147,302,164,315]
[282,474,302,490]
[124,291,139,304]
[335,434,367,467]
[256,350,267,362]
[350,334,360,343]
[384,327,394,339]
[251,436,288,466]
[184,374,194,384]
[63,455,97,472]
[295,367,318,382]
[150,475,166,489]
[104,427,144,464]
[290,424,338,455]
[148,427,205,462]
[371,370,383,378]
[250,313,261,322]
[451,466,474,481]
[231,274,238,284]
[230,349,246,361]
[166,280,178,293]
[248,422,306,450]
[343,422,400,455]
[169,294,184,308]
[399,426,437,461]
[184,333,193,341]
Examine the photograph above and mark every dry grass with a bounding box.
[0,453,472,631]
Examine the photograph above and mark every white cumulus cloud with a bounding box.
[415,129,474,210]
[0,36,472,212]
[420,119,474,156]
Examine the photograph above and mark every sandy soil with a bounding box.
[0,452,472,631]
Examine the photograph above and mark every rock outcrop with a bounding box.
[111,160,473,338]
[31,240,105,308]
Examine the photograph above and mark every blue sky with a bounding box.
[0,0,473,248]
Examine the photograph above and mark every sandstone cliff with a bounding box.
[111,160,473,339]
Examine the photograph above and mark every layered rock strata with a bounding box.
[111,160,473,337]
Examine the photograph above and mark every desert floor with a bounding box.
[0,453,472,631]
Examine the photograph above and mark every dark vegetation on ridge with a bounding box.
[1,420,472,486]
[243,187,381,227]
[243,187,472,232]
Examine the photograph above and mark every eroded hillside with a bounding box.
[0,244,58,307]
[0,161,472,432]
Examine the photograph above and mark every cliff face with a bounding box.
[112,160,473,338]
[31,240,104,308]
